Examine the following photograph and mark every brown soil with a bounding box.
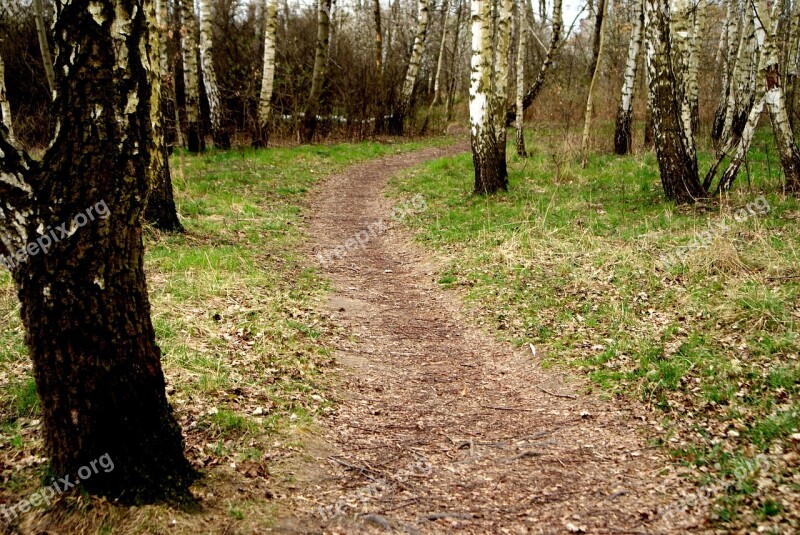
[276,143,700,534]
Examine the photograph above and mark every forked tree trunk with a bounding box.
[33,0,56,94]
[180,0,203,152]
[515,0,528,157]
[390,0,430,134]
[722,12,757,143]
[302,0,333,143]
[199,0,229,148]
[712,0,739,142]
[644,0,705,203]
[255,0,278,147]
[0,53,12,139]
[146,0,184,232]
[505,0,562,125]
[614,0,643,155]
[470,0,507,194]
[0,0,195,502]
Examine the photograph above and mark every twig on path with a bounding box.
[538,386,578,399]
[329,456,383,479]
[420,512,476,522]
[481,404,538,412]
[500,449,546,464]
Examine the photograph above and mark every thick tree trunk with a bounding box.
[644,0,705,203]
[146,0,184,232]
[0,0,195,502]
[470,0,507,194]
[390,0,431,134]
[515,0,528,157]
[199,0,229,148]
[33,0,56,94]
[302,0,333,143]
[613,0,643,155]
[0,53,12,139]
[505,0,562,125]
[180,0,203,152]
[581,0,608,166]
[255,0,278,147]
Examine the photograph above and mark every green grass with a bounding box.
[389,125,800,532]
[0,136,450,532]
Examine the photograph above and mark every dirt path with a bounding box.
[279,143,699,534]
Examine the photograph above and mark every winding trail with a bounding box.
[280,143,698,534]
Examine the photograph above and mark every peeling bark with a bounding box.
[0,0,195,501]
[644,0,705,203]
[470,0,507,194]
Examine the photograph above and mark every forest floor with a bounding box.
[271,140,700,534]
[0,128,797,534]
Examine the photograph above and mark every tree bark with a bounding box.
[515,0,529,157]
[644,0,706,203]
[33,0,56,94]
[614,0,643,155]
[255,0,278,147]
[180,0,203,152]
[505,0,562,125]
[199,0,229,148]
[712,0,739,142]
[431,0,450,106]
[146,0,184,232]
[302,0,333,143]
[722,12,757,143]
[755,0,800,191]
[470,0,507,194]
[372,0,386,132]
[0,0,195,502]
[390,0,431,134]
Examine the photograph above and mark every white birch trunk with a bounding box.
[32,0,55,95]
[256,0,279,146]
[515,0,528,157]
[393,0,431,133]
[431,0,451,105]
[613,0,643,155]
[581,0,608,166]
[301,0,333,143]
[199,0,228,147]
[180,0,203,152]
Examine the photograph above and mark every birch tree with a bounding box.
[505,0,562,124]
[199,0,229,148]
[33,0,55,94]
[644,0,706,203]
[0,0,195,500]
[145,0,184,232]
[180,0,203,152]
[581,0,608,166]
[390,0,431,134]
[613,0,643,155]
[712,0,740,141]
[470,0,508,193]
[515,0,529,157]
[431,0,450,106]
[301,0,333,143]
[255,0,278,147]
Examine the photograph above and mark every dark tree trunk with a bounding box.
[472,128,508,194]
[0,0,195,503]
[644,0,706,203]
[644,105,654,148]
[614,108,633,155]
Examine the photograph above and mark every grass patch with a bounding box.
[389,124,800,532]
